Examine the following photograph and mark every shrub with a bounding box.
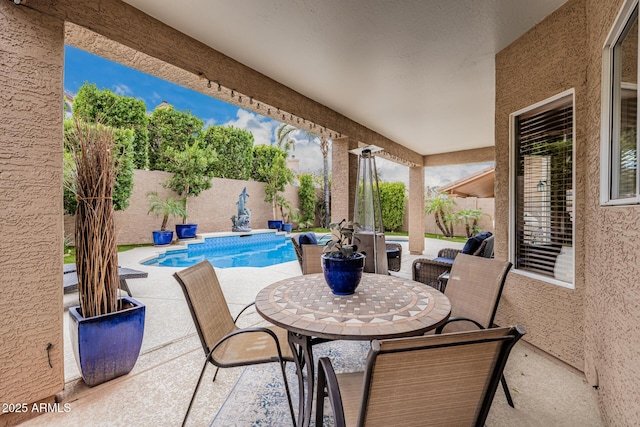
[200,125,254,179]
[379,182,406,232]
[298,173,316,225]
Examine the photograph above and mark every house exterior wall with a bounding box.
[0,2,65,424]
[64,171,301,245]
[583,0,640,423]
[496,0,640,423]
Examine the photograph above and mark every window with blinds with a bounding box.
[512,93,574,286]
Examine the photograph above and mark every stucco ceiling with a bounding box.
[122,0,567,156]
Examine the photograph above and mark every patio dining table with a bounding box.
[255,272,451,427]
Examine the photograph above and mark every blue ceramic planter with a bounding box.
[281,223,293,233]
[152,230,173,246]
[176,223,198,239]
[321,253,366,295]
[267,220,283,230]
[69,296,146,387]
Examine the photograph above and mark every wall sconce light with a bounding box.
[537,180,547,192]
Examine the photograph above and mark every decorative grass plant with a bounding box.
[66,118,120,318]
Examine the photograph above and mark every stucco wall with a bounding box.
[497,0,640,423]
[64,170,301,245]
[0,2,65,423]
[494,0,587,369]
[583,0,640,423]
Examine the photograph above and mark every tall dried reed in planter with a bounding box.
[66,119,119,318]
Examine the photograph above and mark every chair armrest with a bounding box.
[412,258,454,290]
[437,248,462,259]
[316,357,347,427]
[233,301,256,324]
[435,317,485,334]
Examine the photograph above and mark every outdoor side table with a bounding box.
[255,272,451,427]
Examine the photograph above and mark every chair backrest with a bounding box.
[358,326,525,427]
[173,261,237,356]
[477,235,494,258]
[443,253,512,332]
[290,236,304,269]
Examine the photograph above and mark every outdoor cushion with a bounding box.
[461,231,493,255]
[433,257,455,264]
[299,232,318,245]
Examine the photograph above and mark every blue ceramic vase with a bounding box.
[152,230,173,246]
[175,223,198,239]
[321,253,366,295]
[69,296,146,387]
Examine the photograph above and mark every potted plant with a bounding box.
[65,118,145,387]
[260,151,293,230]
[164,140,215,239]
[147,192,187,245]
[322,219,366,295]
[278,196,294,233]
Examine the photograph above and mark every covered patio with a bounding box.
[1,0,639,425]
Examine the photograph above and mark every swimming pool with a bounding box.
[142,232,298,268]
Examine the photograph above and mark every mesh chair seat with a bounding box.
[210,326,293,366]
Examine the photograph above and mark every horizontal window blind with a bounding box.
[514,96,573,282]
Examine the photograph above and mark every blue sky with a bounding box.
[64,45,491,187]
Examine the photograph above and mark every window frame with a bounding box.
[601,0,640,206]
[509,89,576,289]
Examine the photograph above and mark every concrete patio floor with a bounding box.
[20,236,603,426]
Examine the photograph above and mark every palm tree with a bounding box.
[274,124,331,227]
[275,123,297,156]
[425,194,456,237]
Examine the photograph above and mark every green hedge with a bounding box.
[379,182,406,232]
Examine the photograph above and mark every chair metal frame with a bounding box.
[173,261,296,426]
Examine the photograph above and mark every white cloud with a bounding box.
[223,109,277,145]
[203,118,217,128]
[112,83,133,96]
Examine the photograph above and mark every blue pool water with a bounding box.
[142,232,298,268]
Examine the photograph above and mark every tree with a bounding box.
[63,118,135,214]
[163,139,216,223]
[200,125,254,179]
[457,208,483,238]
[425,194,457,237]
[147,104,204,171]
[379,182,406,232]
[72,82,149,169]
[274,124,331,227]
[298,173,316,226]
[275,123,297,156]
[259,151,294,219]
[251,145,286,182]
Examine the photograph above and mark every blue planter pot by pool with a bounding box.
[321,253,366,295]
[267,220,283,230]
[176,223,198,239]
[281,223,293,233]
[152,230,173,246]
[69,296,145,387]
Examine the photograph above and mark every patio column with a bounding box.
[331,136,358,223]
[0,1,65,423]
[408,166,425,254]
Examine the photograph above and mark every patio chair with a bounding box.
[315,325,526,427]
[412,232,493,290]
[173,261,296,427]
[434,253,516,407]
[291,232,325,274]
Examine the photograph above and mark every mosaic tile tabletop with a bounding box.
[256,273,451,340]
